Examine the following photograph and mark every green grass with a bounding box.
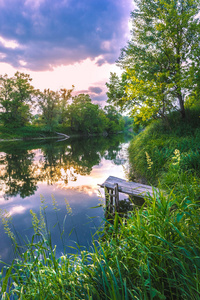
[128,105,200,186]
[0,125,56,140]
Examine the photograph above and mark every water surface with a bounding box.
[0,134,131,265]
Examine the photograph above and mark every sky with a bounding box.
[0,0,133,105]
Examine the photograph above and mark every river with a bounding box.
[0,134,132,265]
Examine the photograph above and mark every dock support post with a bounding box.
[104,184,119,214]
[105,187,109,217]
[114,183,119,211]
[110,189,114,213]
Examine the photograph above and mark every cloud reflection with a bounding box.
[9,205,26,215]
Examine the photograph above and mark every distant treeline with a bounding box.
[0,72,133,135]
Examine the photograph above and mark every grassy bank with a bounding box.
[0,125,57,140]
[1,106,200,299]
[0,124,129,141]
[128,105,200,195]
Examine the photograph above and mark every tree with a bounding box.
[66,94,107,134]
[104,105,125,133]
[0,72,35,127]
[37,87,74,132]
[106,72,128,109]
[58,86,74,124]
[37,89,60,132]
[107,0,200,124]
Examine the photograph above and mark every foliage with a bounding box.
[104,105,125,133]
[58,87,74,124]
[128,105,200,189]
[106,0,200,124]
[32,87,74,132]
[37,89,62,132]
[106,72,128,109]
[0,72,35,128]
[66,94,107,134]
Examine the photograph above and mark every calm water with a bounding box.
[0,134,131,265]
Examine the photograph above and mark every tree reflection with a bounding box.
[0,149,39,199]
[0,134,128,199]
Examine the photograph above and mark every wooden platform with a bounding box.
[99,176,157,198]
[99,176,158,213]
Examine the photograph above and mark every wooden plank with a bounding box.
[99,176,158,198]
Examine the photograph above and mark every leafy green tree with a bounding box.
[0,72,35,127]
[106,72,128,109]
[37,89,60,132]
[67,94,107,134]
[104,105,124,133]
[58,86,74,124]
[107,0,200,124]
[36,87,74,131]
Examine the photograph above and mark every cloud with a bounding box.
[96,57,107,66]
[0,0,132,71]
[92,94,107,103]
[88,86,102,95]
[72,83,107,105]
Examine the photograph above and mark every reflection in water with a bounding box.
[0,135,127,198]
[0,134,132,265]
[0,150,39,199]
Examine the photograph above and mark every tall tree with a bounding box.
[106,72,128,109]
[37,89,60,132]
[0,72,35,127]
[67,94,107,134]
[37,87,74,132]
[59,86,74,124]
[104,105,125,133]
[107,0,200,124]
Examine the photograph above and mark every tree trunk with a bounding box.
[177,93,185,119]
[176,39,185,119]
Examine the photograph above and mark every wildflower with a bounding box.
[0,209,15,241]
[145,152,153,170]
[172,149,181,166]
[65,199,72,215]
[30,209,40,234]
[52,194,60,211]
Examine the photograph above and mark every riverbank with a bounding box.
[0,125,128,142]
[0,135,67,142]
[0,125,57,141]
[128,105,200,193]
